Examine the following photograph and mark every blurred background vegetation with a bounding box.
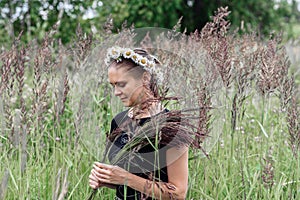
[0,0,300,45]
[1,1,300,199]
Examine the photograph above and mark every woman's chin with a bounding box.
[121,100,130,107]
[120,98,141,107]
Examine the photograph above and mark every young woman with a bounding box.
[88,47,189,200]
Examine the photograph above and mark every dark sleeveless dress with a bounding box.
[106,109,171,200]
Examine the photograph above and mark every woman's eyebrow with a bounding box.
[109,81,126,85]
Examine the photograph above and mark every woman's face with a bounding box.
[108,65,146,107]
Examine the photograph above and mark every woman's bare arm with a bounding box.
[92,146,189,199]
[126,146,188,199]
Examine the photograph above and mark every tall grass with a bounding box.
[0,7,300,199]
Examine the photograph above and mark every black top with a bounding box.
[105,109,171,200]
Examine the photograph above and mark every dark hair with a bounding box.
[109,48,160,98]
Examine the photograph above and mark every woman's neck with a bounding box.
[128,101,164,119]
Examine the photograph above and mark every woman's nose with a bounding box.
[114,86,122,96]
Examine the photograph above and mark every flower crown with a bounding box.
[105,46,157,72]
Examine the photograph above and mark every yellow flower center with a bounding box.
[141,59,146,64]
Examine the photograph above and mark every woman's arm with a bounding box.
[92,146,189,199]
[127,146,188,199]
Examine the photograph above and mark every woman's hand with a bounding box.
[91,162,130,185]
[89,164,118,189]
[89,171,102,189]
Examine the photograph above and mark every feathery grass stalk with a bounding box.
[230,93,237,161]
[0,169,9,199]
[287,95,300,158]
[261,147,274,189]
[53,168,62,200]
[296,156,300,199]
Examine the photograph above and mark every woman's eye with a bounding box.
[117,83,126,88]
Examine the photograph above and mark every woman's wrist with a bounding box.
[125,170,134,187]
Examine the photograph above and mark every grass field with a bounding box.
[1,10,300,199]
[1,84,299,199]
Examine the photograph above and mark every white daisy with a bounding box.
[107,47,120,59]
[138,57,148,67]
[123,49,134,58]
[148,61,156,68]
[130,54,141,63]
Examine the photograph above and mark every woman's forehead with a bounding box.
[108,67,132,83]
[109,64,142,78]
[108,65,130,75]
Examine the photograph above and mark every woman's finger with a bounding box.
[89,180,100,189]
[92,169,110,180]
[98,177,110,184]
[94,162,112,169]
[93,165,111,174]
[94,165,110,174]
[89,184,98,189]
[89,174,100,184]
[89,173,99,182]
[89,179,99,186]
[93,166,112,178]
